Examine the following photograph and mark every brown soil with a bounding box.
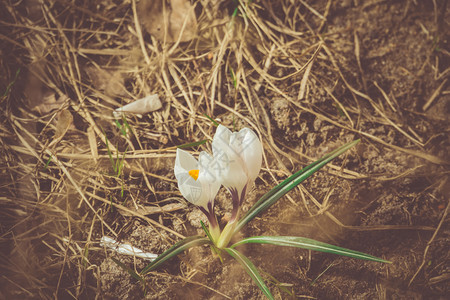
[0,0,449,299]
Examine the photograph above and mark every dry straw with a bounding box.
[0,0,447,298]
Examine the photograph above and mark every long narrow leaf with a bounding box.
[248,141,357,214]
[224,248,274,300]
[141,236,211,274]
[2,68,20,97]
[203,113,220,126]
[230,236,390,263]
[200,220,214,242]
[235,140,360,233]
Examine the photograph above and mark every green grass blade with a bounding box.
[122,116,133,135]
[225,248,274,300]
[229,67,237,88]
[203,114,220,126]
[232,6,239,17]
[114,119,127,136]
[141,236,211,275]
[117,146,128,177]
[2,68,20,97]
[234,140,360,233]
[82,244,89,268]
[230,236,390,264]
[44,155,52,170]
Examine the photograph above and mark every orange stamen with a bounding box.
[188,169,199,180]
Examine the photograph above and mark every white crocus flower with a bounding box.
[212,125,262,210]
[174,148,221,241]
[212,125,262,248]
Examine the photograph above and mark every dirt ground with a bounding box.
[0,0,449,299]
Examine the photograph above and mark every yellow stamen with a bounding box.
[188,169,199,180]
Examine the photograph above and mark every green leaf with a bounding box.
[234,140,360,234]
[82,244,89,268]
[2,68,20,97]
[203,114,220,126]
[232,6,239,17]
[225,248,274,300]
[114,119,127,136]
[230,236,390,264]
[200,220,214,242]
[229,67,237,88]
[117,146,128,177]
[122,116,133,135]
[141,236,211,275]
[44,155,52,170]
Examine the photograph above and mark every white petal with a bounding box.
[198,152,222,205]
[174,149,203,206]
[217,124,232,139]
[213,125,232,147]
[212,125,262,192]
[174,149,221,209]
[239,128,262,183]
[177,172,205,207]
[198,151,221,184]
[175,148,197,172]
[212,127,247,192]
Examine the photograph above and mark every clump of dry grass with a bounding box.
[1,0,448,298]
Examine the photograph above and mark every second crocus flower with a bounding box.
[212,125,263,221]
[212,125,262,248]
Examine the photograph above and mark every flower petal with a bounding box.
[175,148,197,172]
[174,149,203,206]
[174,148,221,209]
[198,151,222,204]
[212,126,247,192]
[238,128,262,183]
[212,125,262,193]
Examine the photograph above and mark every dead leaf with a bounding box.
[114,94,162,117]
[138,0,197,43]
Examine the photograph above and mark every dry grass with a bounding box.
[1,0,448,299]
